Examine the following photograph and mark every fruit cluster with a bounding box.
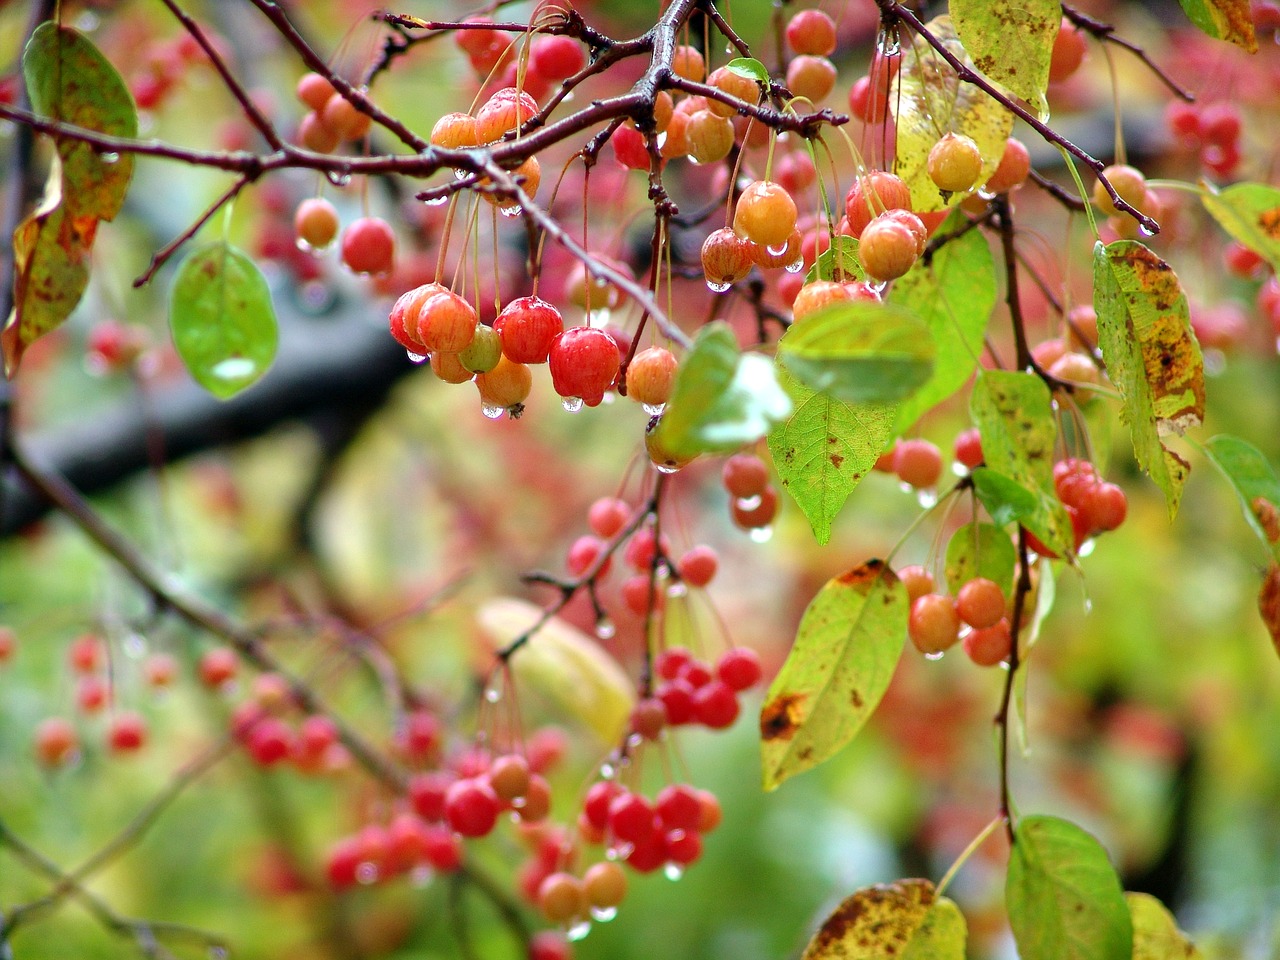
[294,71,373,155]
[1165,98,1244,179]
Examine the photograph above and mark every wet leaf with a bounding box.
[725,57,770,85]
[476,598,635,743]
[1007,815,1133,960]
[24,22,137,223]
[1127,892,1204,960]
[944,521,1017,596]
[971,371,1074,557]
[778,301,936,404]
[891,16,1015,212]
[800,879,966,960]
[951,0,1059,115]
[1093,240,1204,518]
[170,241,278,399]
[889,221,996,431]
[1176,0,1258,52]
[1201,182,1280,275]
[971,466,1039,529]
[652,322,791,458]
[761,560,906,791]
[1,165,92,376]
[768,364,897,544]
[1202,434,1280,558]
[805,235,864,284]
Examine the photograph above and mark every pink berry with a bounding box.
[716,647,762,691]
[549,327,622,404]
[676,545,718,587]
[340,217,396,275]
[445,777,502,837]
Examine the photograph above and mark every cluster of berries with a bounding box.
[1165,99,1244,179]
[294,71,373,154]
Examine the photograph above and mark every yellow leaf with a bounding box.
[802,879,965,959]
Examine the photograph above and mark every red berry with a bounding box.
[528,931,573,960]
[417,289,478,354]
[964,619,1013,666]
[199,647,239,689]
[786,9,837,55]
[410,770,456,821]
[395,709,442,762]
[954,428,984,469]
[908,594,962,655]
[549,327,622,404]
[730,485,779,529]
[656,647,693,681]
[663,828,703,866]
[35,717,78,768]
[656,784,703,831]
[0,627,15,664]
[445,777,502,837]
[474,87,538,144]
[898,565,936,603]
[658,680,696,725]
[1049,19,1086,83]
[626,346,678,407]
[567,535,609,577]
[621,575,664,617]
[583,780,623,831]
[423,824,464,870]
[76,675,111,713]
[955,577,1006,630]
[107,711,148,753]
[608,791,657,844]
[680,659,713,688]
[676,545,718,587]
[1224,242,1266,279]
[325,836,362,888]
[858,214,919,282]
[848,75,889,124]
[983,138,1031,194]
[612,124,651,171]
[1080,481,1128,533]
[1200,102,1242,146]
[321,92,371,142]
[530,34,585,79]
[630,698,668,740]
[296,714,339,767]
[692,680,740,728]
[341,217,395,275]
[716,647,763,691]
[587,497,630,538]
[247,717,294,766]
[1165,101,1202,143]
[722,453,769,498]
[685,109,736,164]
[893,439,944,488]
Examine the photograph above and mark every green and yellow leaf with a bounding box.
[951,0,1059,116]
[801,879,966,960]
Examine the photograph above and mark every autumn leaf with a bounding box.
[1176,0,1258,52]
[800,879,966,960]
[951,0,1059,116]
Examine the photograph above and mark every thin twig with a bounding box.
[133,175,251,287]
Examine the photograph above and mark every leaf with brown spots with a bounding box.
[1201,182,1280,275]
[768,364,896,545]
[951,0,1059,116]
[1127,892,1205,960]
[24,22,138,223]
[1007,815,1132,960]
[760,560,906,791]
[891,16,1015,213]
[1,163,92,376]
[1176,0,1257,52]
[1202,434,1280,559]
[1093,241,1204,518]
[801,879,966,960]
[1259,564,1280,655]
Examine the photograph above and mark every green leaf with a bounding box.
[889,223,996,431]
[800,879,965,960]
[951,0,1059,116]
[725,57,769,85]
[971,467,1039,529]
[24,22,137,223]
[1,165,92,376]
[944,521,1017,595]
[891,16,1014,212]
[971,371,1074,556]
[768,364,897,544]
[777,301,936,404]
[1093,240,1204,518]
[169,241,278,399]
[1176,0,1258,52]
[1201,182,1280,274]
[805,235,864,284]
[1202,434,1280,559]
[760,559,906,791]
[652,322,791,459]
[1127,892,1204,960]
[1007,815,1133,960]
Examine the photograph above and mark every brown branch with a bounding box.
[133,175,251,287]
[1061,3,1195,102]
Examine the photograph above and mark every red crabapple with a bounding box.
[983,138,1031,194]
[893,439,944,488]
[786,9,837,55]
[676,546,719,587]
[722,453,769,499]
[956,578,1006,630]
[702,227,755,287]
[549,327,622,404]
[626,346,678,407]
[954,428,984,469]
[69,634,105,674]
[295,72,335,111]
[858,215,919,282]
[963,619,1013,666]
[845,171,912,239]
[35,717,78,768]
[908,594,962,655]
[107,711,148,753]
[199,646,239,689]
[716,647,762,690]
[897,565,935,603]
[445,777,502,837]
[1048,19,1086,83]
[341,217,395,275]
[495,296,563,364]
[731,485,778,529]
[588,497,630,538]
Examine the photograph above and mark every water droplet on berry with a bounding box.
[785,255,805,273]
[561,396,585,413]
[663,863,685,881]
[878,36,901,56]
[924,651,945,661]
[567,919,592,941]
[499,204,523,219]
[484,686,501,703]
[766,240,789,257]
[480,402,506,420]
[1078,538,1096,558]
[916,489,938,509]
[355,862,379,885]
[748,525,773,543]
[735,494,762,511]
[422,194,449,206]
[100,152,120,164]
[406,350,427,363]
[325,171,352,187]
[667,581,688,598]
[869,280,888,295]
[642,402,666,416]
[655,462,680,474]
[705,279,731,293]
[590,906,618,922]
[595,619,616,640]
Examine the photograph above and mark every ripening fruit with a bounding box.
[848,75,889,124]
[983,137,1031,194]
[731,484,778,529]
[908,594,962,655]
[321,92,372,141]
[445,777,502,837]
[68,633,105,674]
[676,545,718,588]
[418,290,478,354]
[487,753,531,801]
[750,229,803,270]
[880,209,928,256]
[588,497,630,538]
[645,424,699,472]
[954,428,984,469]
[495,296,563,364]
[1048,19,1087,84]
[702,227,755,287]
[1079,481,1128,533]
[1092,164,1147,218]
[431,350,473,384]
[734,181,798,249]
[549,327,622,404]
[707,66,761,117]
[294,197,339,250]
[528,931,573,960]
[845,171,912,239]
[897,565,935,604]
[457,323,502,374]
[475,356,533,411]
[786,9,837,56]
[626,346,678,407]
[964,619,1013,666]
[199,646,239,688]
[531,34,586,79]
[956,577,1006,630]
[671,44,706,82]
[583,860,628,909]
[474,87,538,143]
[567,535,608,577]
[341,216,395,275]
[35,717,78,768]
[107,711,148,754]
[786,55,837,103]
[0,626,16,664]
[685,109,736,164]
[893,439,944,488]
[716,647,762,690]
[298,112,340,153]
[387,284,436,353]
[431,111,478,149]
[296,72,336,111]
[927,133,984,194]
[722,453,769,499]
[858,215,919,282]
[791,279,852,323]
